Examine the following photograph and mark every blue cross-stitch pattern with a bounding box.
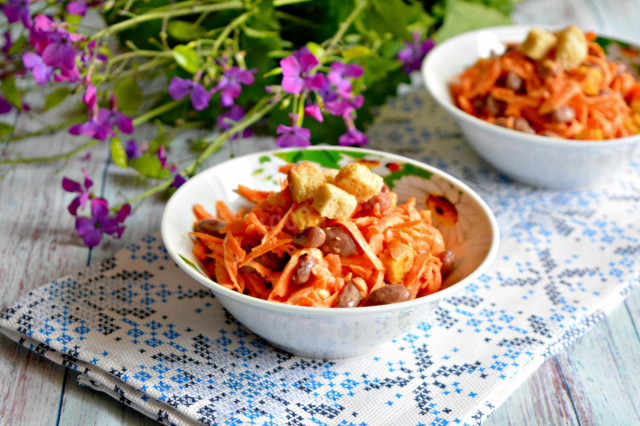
[1,90,639,425]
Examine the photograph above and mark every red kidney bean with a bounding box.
[485,95,505,116]
[505,72,523,92]
[336,281,362,308]
[292,254,317,285]
[194,219,226,238]
[366,284,411,306]
[360,192,391,216]
[255,252,289,271]
[551,106,576,123]
[321,226,358,256]
[437,250,456,278]
[293,226,326,248]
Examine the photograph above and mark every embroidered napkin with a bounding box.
[2,91,639,425]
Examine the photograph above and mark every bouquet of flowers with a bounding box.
[0,0,519,246]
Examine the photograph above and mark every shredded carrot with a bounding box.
[193,204,214,221]
[450,29,640,140]
[236,185,272,204]
[189,164,450,307]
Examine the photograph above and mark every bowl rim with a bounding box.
[422,23,640,147]
[161,145,501,316]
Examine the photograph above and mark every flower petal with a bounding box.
[281,76,303,95]
[168,77,192,100]
[62,177,82,193]
[190,84,212,111]
[298,53,319,73]
[280,56,301,77]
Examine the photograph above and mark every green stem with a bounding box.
[326,0,369,53]
[0,139,99,164]
[132,100,184,126]
[93,1,244,38]
[3,118,83,143]
[109,50,173,66]
[185,94,279,175]
[114,95,280,209]
[211,10,255,59]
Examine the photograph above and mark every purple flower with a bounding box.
[304,104,323,122]
[275,124,311,148]
[69,108,134,141]
[62,168,93,215]
[328,62,363,97]
[339,128,367,146]
[125,139,142,159]
[168,77,212,111]
[3,0,31,28]
[66,0,87,16]
[3,33,13,54]
[397,32,435,74]
[280,53,325,94]
[217,105,251,140]
[83,83,97,110]
[213,67,255,107]
[75,198,127,247]
[42,34,78,72]
[0,97,12,114]
[325,94,363,119]
[23,52,54,85]
[172,174,186,189]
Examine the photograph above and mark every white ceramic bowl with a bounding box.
[161,147,499,358]
[423,25,640,189]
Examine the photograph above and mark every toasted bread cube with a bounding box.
[323,168,339,184]
[380,241,415,284]
[334,163,384,202]
[555,25,587,70]
[312,183,357,219]
[288,162,326,203]
[291,203,323,230]
[520,28,557,60]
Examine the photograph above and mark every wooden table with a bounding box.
[1,1,639,424]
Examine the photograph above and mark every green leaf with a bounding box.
[434,0,512,43]
[7,35,27,56]
[129,153,171,179]
[259,155,271,164]
[44,87,72,111]
[179,254,204,274]
[275,150,343,169]
[173,45,201,74]
[110,137,128,168]
[114,78,143,113]
[1,76,22,109]
[242,25,278,39]
[342,46,371,60]
[168,20,204,41]
[0,123,14,138]
[361,55,402,88]
[306,42,325,58]
[66,14,82,32]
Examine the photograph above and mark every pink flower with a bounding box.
[280,53,324,94]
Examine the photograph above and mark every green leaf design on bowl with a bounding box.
[274,149,369,169]
[384,163,434,190]
[596,35,640,77]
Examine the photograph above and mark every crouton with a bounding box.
[520,28,557,60]
[288,162,326,203]
[334,163,384,202]
[555,25,588,70]
[380,240,415,284]
[323,168,339,183]
[312,183,357,219]
[290,203,323,230]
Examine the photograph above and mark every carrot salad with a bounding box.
[450,26,640,140]
[189,162,452,308]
